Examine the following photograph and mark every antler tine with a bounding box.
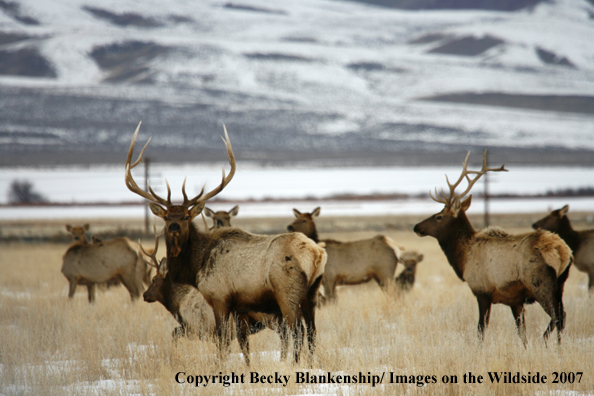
[185,124,236,206]
[452,150,507,202]
[124,122,170,206]
[139,223,164,269]
[429,187,449,204]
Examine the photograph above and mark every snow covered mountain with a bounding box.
[1,0,594,166]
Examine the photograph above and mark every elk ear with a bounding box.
[203,207,214,218]
[560,205,569,217]
[83,223,90,231]
[312,207,321,217]
[293,208,302,218]
[461,195,472,212]
[158,258,168,277]
[229,205,239,217]
[417,254,424,262]
[189,202,206,220]
[149,203,167,218]
[65,224,72,232]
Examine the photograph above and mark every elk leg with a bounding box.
[276,317,289,361]
[86,283,96,303]
[68,278,77,299]
[235,313,251,366]
[322,277,337,302]
[212,303,232,361]
[476,294,492,341]
[531,267,563,344]
[119,273,141,302]
[303,275,323,361]
[510,304,527,347]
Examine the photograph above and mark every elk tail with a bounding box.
[535,231,573,276]
[382,236,403,262]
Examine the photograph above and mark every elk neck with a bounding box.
[437,211,476,281]
[554,216,581,252]
[165,222,212,287]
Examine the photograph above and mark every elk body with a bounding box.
[204,205,239,230]
[287,207,402,302]
[533,205,594,292]
[141,229,289,356]
[395,251,424,292]
[125,123,326,364]
[413,151,572,345]
[61,233,151,303]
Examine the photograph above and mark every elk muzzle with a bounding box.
[413,223,428,237]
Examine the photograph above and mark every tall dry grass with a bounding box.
[0,227,593,395]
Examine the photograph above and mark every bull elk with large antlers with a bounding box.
[413,151,572,345]
[288,207,402,302]
[140,226,289,356]
[125,122,326,364]
[533,205,594,292]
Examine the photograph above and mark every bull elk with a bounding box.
[140,228,289,355]
[61,230,151,303]
[287,207,402,302]
[413,151,572,345]
[533,205,594,292]
[125,122,326,364]
[204,205,239,230]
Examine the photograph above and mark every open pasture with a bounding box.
[1,217,593,395]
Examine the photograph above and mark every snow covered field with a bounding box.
[1,163,593,219]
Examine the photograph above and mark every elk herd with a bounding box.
[59,123,594,365]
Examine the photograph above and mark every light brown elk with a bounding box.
[61,233,151,303]
[533,205,594,292]
[395,251,424,292]
[204,205,239,229]
[413,151,572,345]
[287,207,402,302]
[66,224,91,244]
[140,230,289,354]
[125,122,326,364]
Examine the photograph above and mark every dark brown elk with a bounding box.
[140,228,288,354]
[533,205,594,292]
[287,207,402,302]
[61,232,151,303]
[413,151,572,345]
[125,122,326,364]
[204,205,239,229]
[395,251,424,292]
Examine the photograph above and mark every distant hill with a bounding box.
[1,0,593,167]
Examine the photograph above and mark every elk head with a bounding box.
[66,223,90,243]
[125,122,236,257]
[532,205,569,232]
[413,150,507,239]
[287,207,321,241]
[139,225,167,303]
[204,205,239,228]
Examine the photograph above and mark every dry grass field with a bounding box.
[1,215,593,395]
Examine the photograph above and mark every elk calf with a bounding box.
[414,151,572,345]
[288,207,402,302]
[396,251,424,292]
[204,205,239,229]
[533,205,594,292]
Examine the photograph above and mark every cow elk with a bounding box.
[396,251,424,292]
[413,151,572,345]
[125,122,327,364]
[287,207,402,302]
[533,205,594,292]
[204,205,239,229]
[61,230,151,303]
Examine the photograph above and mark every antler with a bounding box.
[139,223,165,270]
[182,124,236,207]
[125,122,236,208]
[125,122,171,206]
[430,150,507,207]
